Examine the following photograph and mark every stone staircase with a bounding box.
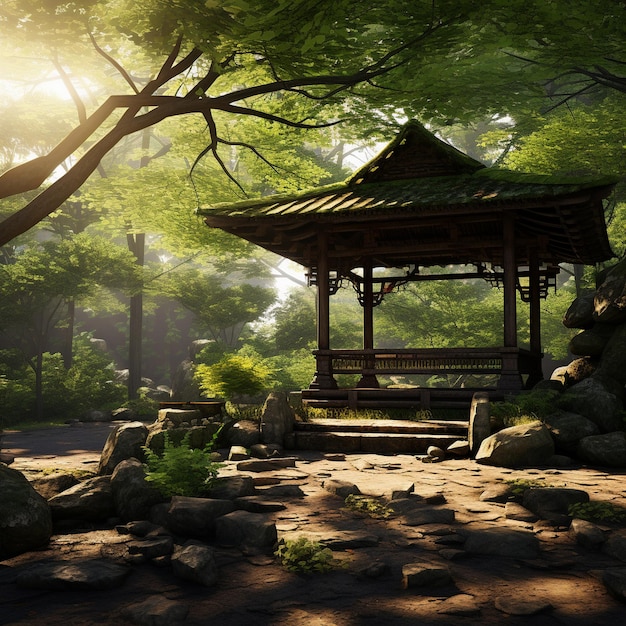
[289,418,469,454]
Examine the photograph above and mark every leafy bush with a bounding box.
[41,340,127,418]
[0,338,126,425]
[123,389,160,419]
[142,432,222,497]
[491,389,560,426]
[275,536,337,573]
[569,501,626,524]
[194,352,273,399]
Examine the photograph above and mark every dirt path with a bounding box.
[2,423,626,625]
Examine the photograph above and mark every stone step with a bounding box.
[291,431,464,454]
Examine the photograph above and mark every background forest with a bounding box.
[0,0,625,425]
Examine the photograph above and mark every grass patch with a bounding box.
[1,419,70,432]
[344,494,393,519]
[505,478,556,498]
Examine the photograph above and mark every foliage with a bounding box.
[142,432,222,497]
[194,352,274,399]
[568,501,626,524]
[490,389,560,426]
[161,267,276,348]
[344,494,392,519]
[275,536,337,574]
[505,478,555,498]
[122,389,160,420]
[0,338,126,425]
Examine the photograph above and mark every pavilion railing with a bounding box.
[311,347,539,392]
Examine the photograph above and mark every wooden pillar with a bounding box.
[358,258,379,388]
[309,231,337,389]
[527,247,544,387]
[502,212,517,348]
[363,259,374,350]
[499,212,523,391]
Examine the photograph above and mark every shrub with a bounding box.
[194,353,273,399]
[142,432,222,497]
[491,389,560,427]
[275,536,337,573]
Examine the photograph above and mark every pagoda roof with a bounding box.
[199,121,616,271]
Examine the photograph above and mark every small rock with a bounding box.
[215,510,277,549]
[427,445,446,460]
[236,458,296,472]
[603,529,626,562]
[505,502,538,523]
[235,496,286,512]
[127,536,174,560]
[602,567,626,602]
[356,560,389,579]
[206,475,255,500]
[570,518,606,548]
[254,485,304,498]
[494,596,552,615]
[171,544,219,587]
[325,453,346,462]
[228,445,250,461]
[250,443,282,459]
[16,559,130,590]
[121,596,189,626]
[401,563,452,588]
[323,479,361,498]
[479,484,512,503]
[447,440,470,457]
[438,594,481,616]
[438,548,466,561]
[463,528,540,559]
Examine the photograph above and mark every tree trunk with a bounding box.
[127,233,145,399]
[62,299,75,369]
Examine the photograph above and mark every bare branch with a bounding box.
[52,57,87,122]
[88,32,140,94]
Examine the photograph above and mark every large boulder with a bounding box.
[563,292,595,329]
[569,324,615,358]
[593,323,626,387]
[215,510,277,549]
[550,357,597,388]
[110,458,165,522]
[543,412,600,454]
[48,476,114,522]
[475,420,555,468]
[98,421,149,475]
[577,432,626,467]
[594,257,626,324]
[0,464,52,558]
[224,420,260,448]
[165,496,235,538]
[260,391,295,446]
[558,377,624,433]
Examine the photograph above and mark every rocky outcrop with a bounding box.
[260,391,295,446]
[0,464,52,558]
[98,421,149,475]
[475,420,555,468]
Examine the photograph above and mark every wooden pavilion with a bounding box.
[199,121,616,409]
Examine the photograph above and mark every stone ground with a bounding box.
[2,422,626,625]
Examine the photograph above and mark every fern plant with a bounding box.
[143,432,222,497]
[275,537,337,573]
